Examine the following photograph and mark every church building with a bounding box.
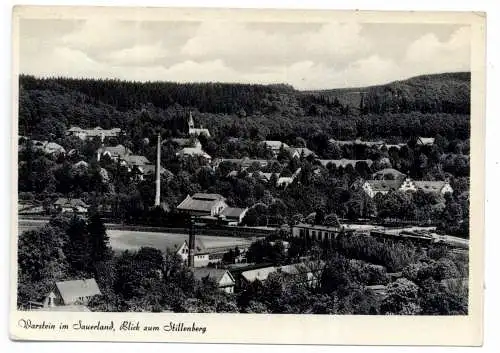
[187,111,211,137]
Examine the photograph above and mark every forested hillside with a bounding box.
[303,72,470,115]
[19,73,470,143]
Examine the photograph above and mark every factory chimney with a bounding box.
[154,133,161,207]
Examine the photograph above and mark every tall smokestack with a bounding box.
[154,133,161,207]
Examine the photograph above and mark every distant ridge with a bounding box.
[18,71,470,138]
[301,72,471,114]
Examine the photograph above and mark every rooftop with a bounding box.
[413,180,448,192]
[55,278,101,304]
[98,144,131,157]
[122,155,150,166]
[221,207,247,219]
[176,193,226,213]
[241,263,312,283]
[54,198,89,208]
[365,179,403,192]
[372,168,407,180]
[192,268,234,284]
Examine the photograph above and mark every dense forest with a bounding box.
[303,72,471,115]
[19,73,470,142]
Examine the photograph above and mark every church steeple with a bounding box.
[188,111,195,129]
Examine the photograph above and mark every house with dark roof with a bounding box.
[139,165,172,179]
[53,198,89,214]
[40,278,101,309]
[176,193,228,217]
[192,268,236,293]
[122,154,150,167]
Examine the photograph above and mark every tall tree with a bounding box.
[87,213,112,264]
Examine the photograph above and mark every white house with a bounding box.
[176,240,211,267]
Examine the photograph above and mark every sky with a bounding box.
[18,19,471,90]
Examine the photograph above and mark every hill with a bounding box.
[18,73,471,142]
[302,72,470,115]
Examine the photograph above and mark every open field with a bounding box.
[17,219,253,253]
[108,229,253,253]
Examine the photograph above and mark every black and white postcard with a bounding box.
[9,6,486,345]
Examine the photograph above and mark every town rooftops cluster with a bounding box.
[67,126,122,141]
